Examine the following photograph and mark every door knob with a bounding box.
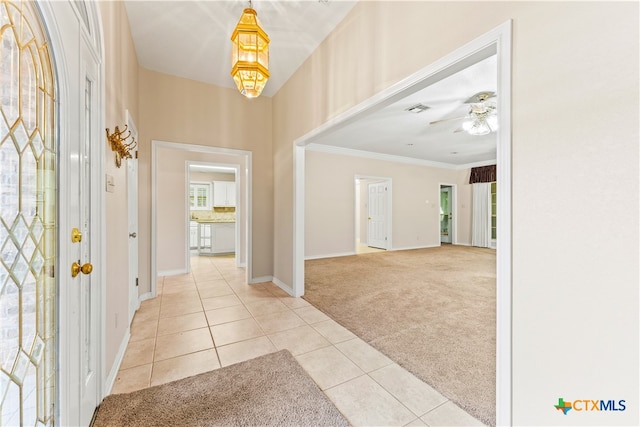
[71,261,93,278]
[129,232,137,238]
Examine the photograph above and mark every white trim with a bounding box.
[249,276,274,284]
[103,330,131,396]
[272,276,294,296]
[389,244,441,252]
[157,268,189,277]
[139,292,154,302]
[293,20,513,426]
[151,140,253,297]
[307,143,496,171]
[305,252,356,261]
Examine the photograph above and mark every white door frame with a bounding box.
[151,140,252,297]
[293,21,512,425]
[38,1,106,425]
[185,161,242,270]
[439,183,457,244]
[127,111,140,323]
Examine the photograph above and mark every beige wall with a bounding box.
[99,1,139,377]
[156,148,246,273]
[305,150,472,258]
[137,69,274,291]
[273,2,639,425]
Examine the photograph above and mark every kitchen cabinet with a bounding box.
[189,221,198,249]
[213,181,236,207]
[212,223,235,254]
[195,222,235,255]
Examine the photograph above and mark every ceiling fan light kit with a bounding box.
[430,91,498,136]
[230,2,270,98]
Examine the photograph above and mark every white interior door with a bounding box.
[51,1,102,425]
[367,182,388,249]
[127,117,139,323]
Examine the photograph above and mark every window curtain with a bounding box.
[472,182,491,248]
[469,165,496,184]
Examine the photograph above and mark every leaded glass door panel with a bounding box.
[0,1,56,425]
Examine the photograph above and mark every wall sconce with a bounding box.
[106,125,137,167]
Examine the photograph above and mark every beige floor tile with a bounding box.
[201,294,242,311]
[154,328,213,361]
[294,305,331,324]
[324,375,416,427]
[335,338,393,373]
[267,325,331,356]
[162,282,198,294]
[163,274,194,285]
[370,364,447,417]
[210,318,265,346]
[420,401,486,426]
[253,310,306,334]
[405,418,428,427]
[205,305,252,326]
[157,312,208,336]
[234,288,275,305]
[133,304,160,323]
[196,282,234,299]
[262,283,291,298]
[311,319,357,344]
[160,290,201,301]
[217,336,277,367]
[159,300,203,318]
[139,297,161,310]
[295,346,364,390]
[150,349,220,386]
[279,296,311,309]
[192,272,224,282]
[111,364,152,395]
[120,338,155,369]
[129,317,158,342]
[244,298,290,317]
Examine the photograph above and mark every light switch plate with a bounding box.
[106,174,115,193]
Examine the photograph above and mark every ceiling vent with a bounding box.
[405,103,430,114]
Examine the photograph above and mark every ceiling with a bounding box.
[124,1,497,168]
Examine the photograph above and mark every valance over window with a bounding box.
[469,165,496,184]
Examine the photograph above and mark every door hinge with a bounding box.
[136,277,139,287]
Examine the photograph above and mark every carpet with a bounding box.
[304,245,496,426]
[93,350,350,427]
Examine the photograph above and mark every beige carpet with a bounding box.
[304,245,496,426]
[93,350,350,427]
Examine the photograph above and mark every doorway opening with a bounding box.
[293,21,512,424]
[439,184,456,244]
[151,141,252,298]
[186,162,239,265]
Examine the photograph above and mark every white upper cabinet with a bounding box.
[213,181,236,207]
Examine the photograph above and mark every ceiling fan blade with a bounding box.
[463,91,496,104]
[429,115,466,126]
[453,127,465,133]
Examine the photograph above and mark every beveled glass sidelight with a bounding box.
[0,0,57,425]
[230,7,269,98]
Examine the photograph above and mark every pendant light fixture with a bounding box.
[230,1,270,98]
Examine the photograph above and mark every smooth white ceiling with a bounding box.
[124,1,497,167]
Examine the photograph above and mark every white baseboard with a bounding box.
[249,275,273,284]
[272,276,294,296]
[304,251,356,261]
[157,268,188,277]
[391,244,440,251]
[103,329,131,397]
[139,292,154,302]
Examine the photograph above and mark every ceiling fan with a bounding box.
[429,91,498,136]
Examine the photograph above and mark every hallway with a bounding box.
[111,255,484,426]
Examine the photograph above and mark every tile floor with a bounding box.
[111,255,485,427]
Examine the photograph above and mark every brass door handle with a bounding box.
[71,261,93,278]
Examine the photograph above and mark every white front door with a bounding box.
[1,1,102,425]
[44,1,103,425]
[367,182,388,249]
